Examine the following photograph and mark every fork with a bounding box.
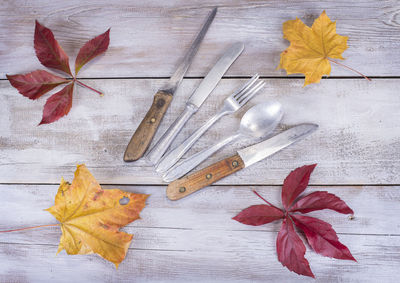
[155,74,265,174]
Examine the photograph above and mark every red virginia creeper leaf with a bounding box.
[291,214,356,261]
[281,164,316,210]
[6,70,69,100]
[39,82,74,125]
[290,191,354,214]
[277,215,314,278]
[75,29,110,75]
[34,20,72,76]
[233,204,284,226]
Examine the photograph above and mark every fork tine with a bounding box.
[235,80,263,101]
[238,81,265,105]
[233,74,259,99]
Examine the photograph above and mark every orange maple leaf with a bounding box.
[46,164,148,267]
[278,11,349,86]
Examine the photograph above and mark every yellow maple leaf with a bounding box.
[46,164,148,268]
[278,11,348,86]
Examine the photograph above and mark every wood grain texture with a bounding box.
[0,184,399,282]
[124,90,173,161]
[1,0,400,78]
[1,1,400,281]
[167,154,245,200]
[1,78,399,185]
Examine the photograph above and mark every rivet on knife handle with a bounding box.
[166,154,245,200]
[124,90,173,161]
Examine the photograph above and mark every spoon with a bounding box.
[163,101,283,182]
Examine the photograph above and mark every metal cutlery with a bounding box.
[146,42,245,165]
[123,8,217,162]
[163,101,283,182]
[166,123,319,200]
[156,74,264,174]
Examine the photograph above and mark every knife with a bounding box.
[123,8,217,162]
[166,123,318,200]
[146,42,245,165]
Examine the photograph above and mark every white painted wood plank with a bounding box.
[1,0,400,78]
[2,235,399,283]
[0,184,397,238]
[1,78,399,185]
[0,184,399,282]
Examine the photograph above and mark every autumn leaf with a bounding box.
[75,29,110,75]
[233,164,355,278]
[6,70,69,100]
[34,20,73,76]
[46,164,148,267]
[277,216,314,278]
[39,83,74,125]
[232,204,284,226]
[278,11,368,86]
[7,21,110,124]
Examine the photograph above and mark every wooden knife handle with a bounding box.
[166,154,245,200]
[124,90,173,161]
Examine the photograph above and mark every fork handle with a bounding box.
[156,110,229,173]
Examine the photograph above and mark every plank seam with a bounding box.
[1,76,400,81]
[0,183,398,186]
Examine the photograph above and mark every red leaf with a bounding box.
[290,191,354,214]
[233,204,284,226]
[281,164,316,210]
[277,216,314,278]
[291,215,356,261]
[6,70,69,100]
[39,83,74,125]
[75,29,110,75]
[34,20,72,76]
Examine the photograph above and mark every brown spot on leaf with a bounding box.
[99,223,109,230]
[93,190,104,201]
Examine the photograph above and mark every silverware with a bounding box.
[146,42,245,165]
[163,101,283,182]
[166,123,319,200]
[123,8,217,162]
[155,74,264,174]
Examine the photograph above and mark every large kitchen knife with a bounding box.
[124,8,217,162]
[146,42,245,165]
[166,123,318,200]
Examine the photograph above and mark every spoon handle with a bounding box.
[156,109,229,174]
[166,153,245,200]
[163,133,241,182]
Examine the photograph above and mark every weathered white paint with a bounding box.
[1,0,400,282]
[1,78,399,184]
[1,0,400,78]
[0,184,399,282]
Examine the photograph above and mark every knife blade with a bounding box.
[166,123,318,200]
[123,7,217,162]
[146,42,245,165]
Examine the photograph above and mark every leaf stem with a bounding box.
[252,190,282,211]
[327,58,371,81]
[0,224,59,233]
[75,79,104,96]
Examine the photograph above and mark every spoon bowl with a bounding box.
[239,101,283,138]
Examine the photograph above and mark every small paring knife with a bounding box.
[166,123,318,200]
[123,8,217,162]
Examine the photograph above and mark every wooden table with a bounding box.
[1,1,399,282]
